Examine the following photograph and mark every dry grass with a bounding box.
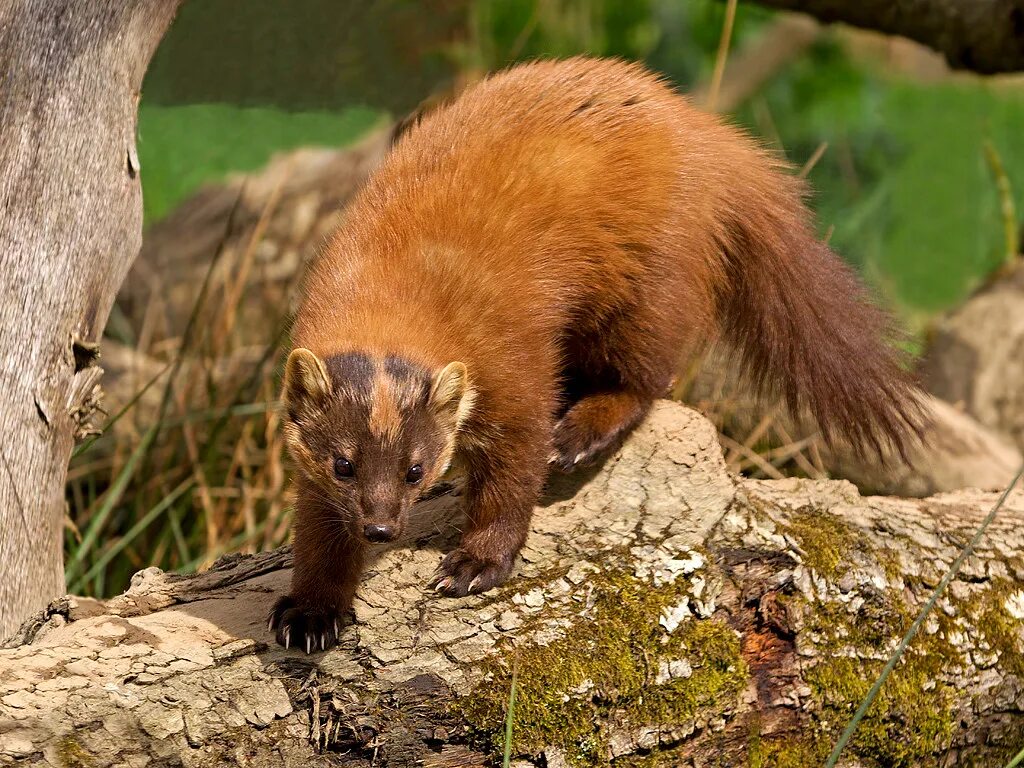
[670,351,827,482]
[65,182,299,597]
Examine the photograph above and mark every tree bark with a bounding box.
[3,402,1022,767]
[748,0,1024,74]
[0,0,182,640]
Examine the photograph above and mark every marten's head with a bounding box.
[281,348,475,544]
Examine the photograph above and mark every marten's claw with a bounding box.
[268,595,341,654]
[549,443,600,473]
[550,422,606,472]
[430,549,513,597]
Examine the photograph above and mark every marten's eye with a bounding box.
[334,457,355,479]
[405,464,423,485]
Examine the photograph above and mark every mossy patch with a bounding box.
[57,736,94,768]
[782,507,859,578]
[798,591,957,768]
[971,579,1024,678]
[458,556,748,765]
[806,654,953,768]
[747,732,828,768]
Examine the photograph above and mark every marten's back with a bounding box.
[296,58,761,362]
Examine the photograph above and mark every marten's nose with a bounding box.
[363,523,396,543]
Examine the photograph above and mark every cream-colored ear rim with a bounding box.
[283,348,331,409]
[429,361,476,429]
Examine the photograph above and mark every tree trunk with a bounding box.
[0,0,182,640]
[3,403,1021,767]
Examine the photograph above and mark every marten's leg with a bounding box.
[552,299,684,471]
[269,483,364,653]
[431,420,551,596]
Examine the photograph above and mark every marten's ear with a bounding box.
[283,348,332,414]
[429,361,476,430]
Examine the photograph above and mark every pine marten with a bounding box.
[269,57,923,652]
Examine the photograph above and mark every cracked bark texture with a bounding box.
[749,0,1024,74]
[3,402,1022,767]
[0,0,183,640]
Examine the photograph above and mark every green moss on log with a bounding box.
[798,588,957,767]
[57,736,94,768]
[782,507,858,578]
[459,557,747,765]
[971,579,1024,678]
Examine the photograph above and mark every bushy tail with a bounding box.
[715,163,926,459]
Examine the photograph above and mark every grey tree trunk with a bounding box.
[0,0,182,640]
[2,404,1022,767]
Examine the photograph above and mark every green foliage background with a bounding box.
[139,0,1024,317]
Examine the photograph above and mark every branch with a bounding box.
[3,402,1023,765]
[747,0,1024,74]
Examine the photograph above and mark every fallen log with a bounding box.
[3,402,1022,767]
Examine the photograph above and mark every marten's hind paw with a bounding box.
[429,549,513,597]
[550,392,649,472]
[549,419,612,471]
[268,595,340,654]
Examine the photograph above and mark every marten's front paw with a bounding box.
[268,595,341,654]
[429,549,513,596]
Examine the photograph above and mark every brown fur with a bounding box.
[269,57,925,652]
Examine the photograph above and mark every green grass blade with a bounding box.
[983,139,1020,267]
[71,363,169,459]
[1005,745,1024,768]
[64,424,159,584]
[167,503,193,567]
[503,658,519,768]
[824,462,1024,768]
[93,566,104,600]
[69,477,195,594]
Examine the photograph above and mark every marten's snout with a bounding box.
[363,523,397,543]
